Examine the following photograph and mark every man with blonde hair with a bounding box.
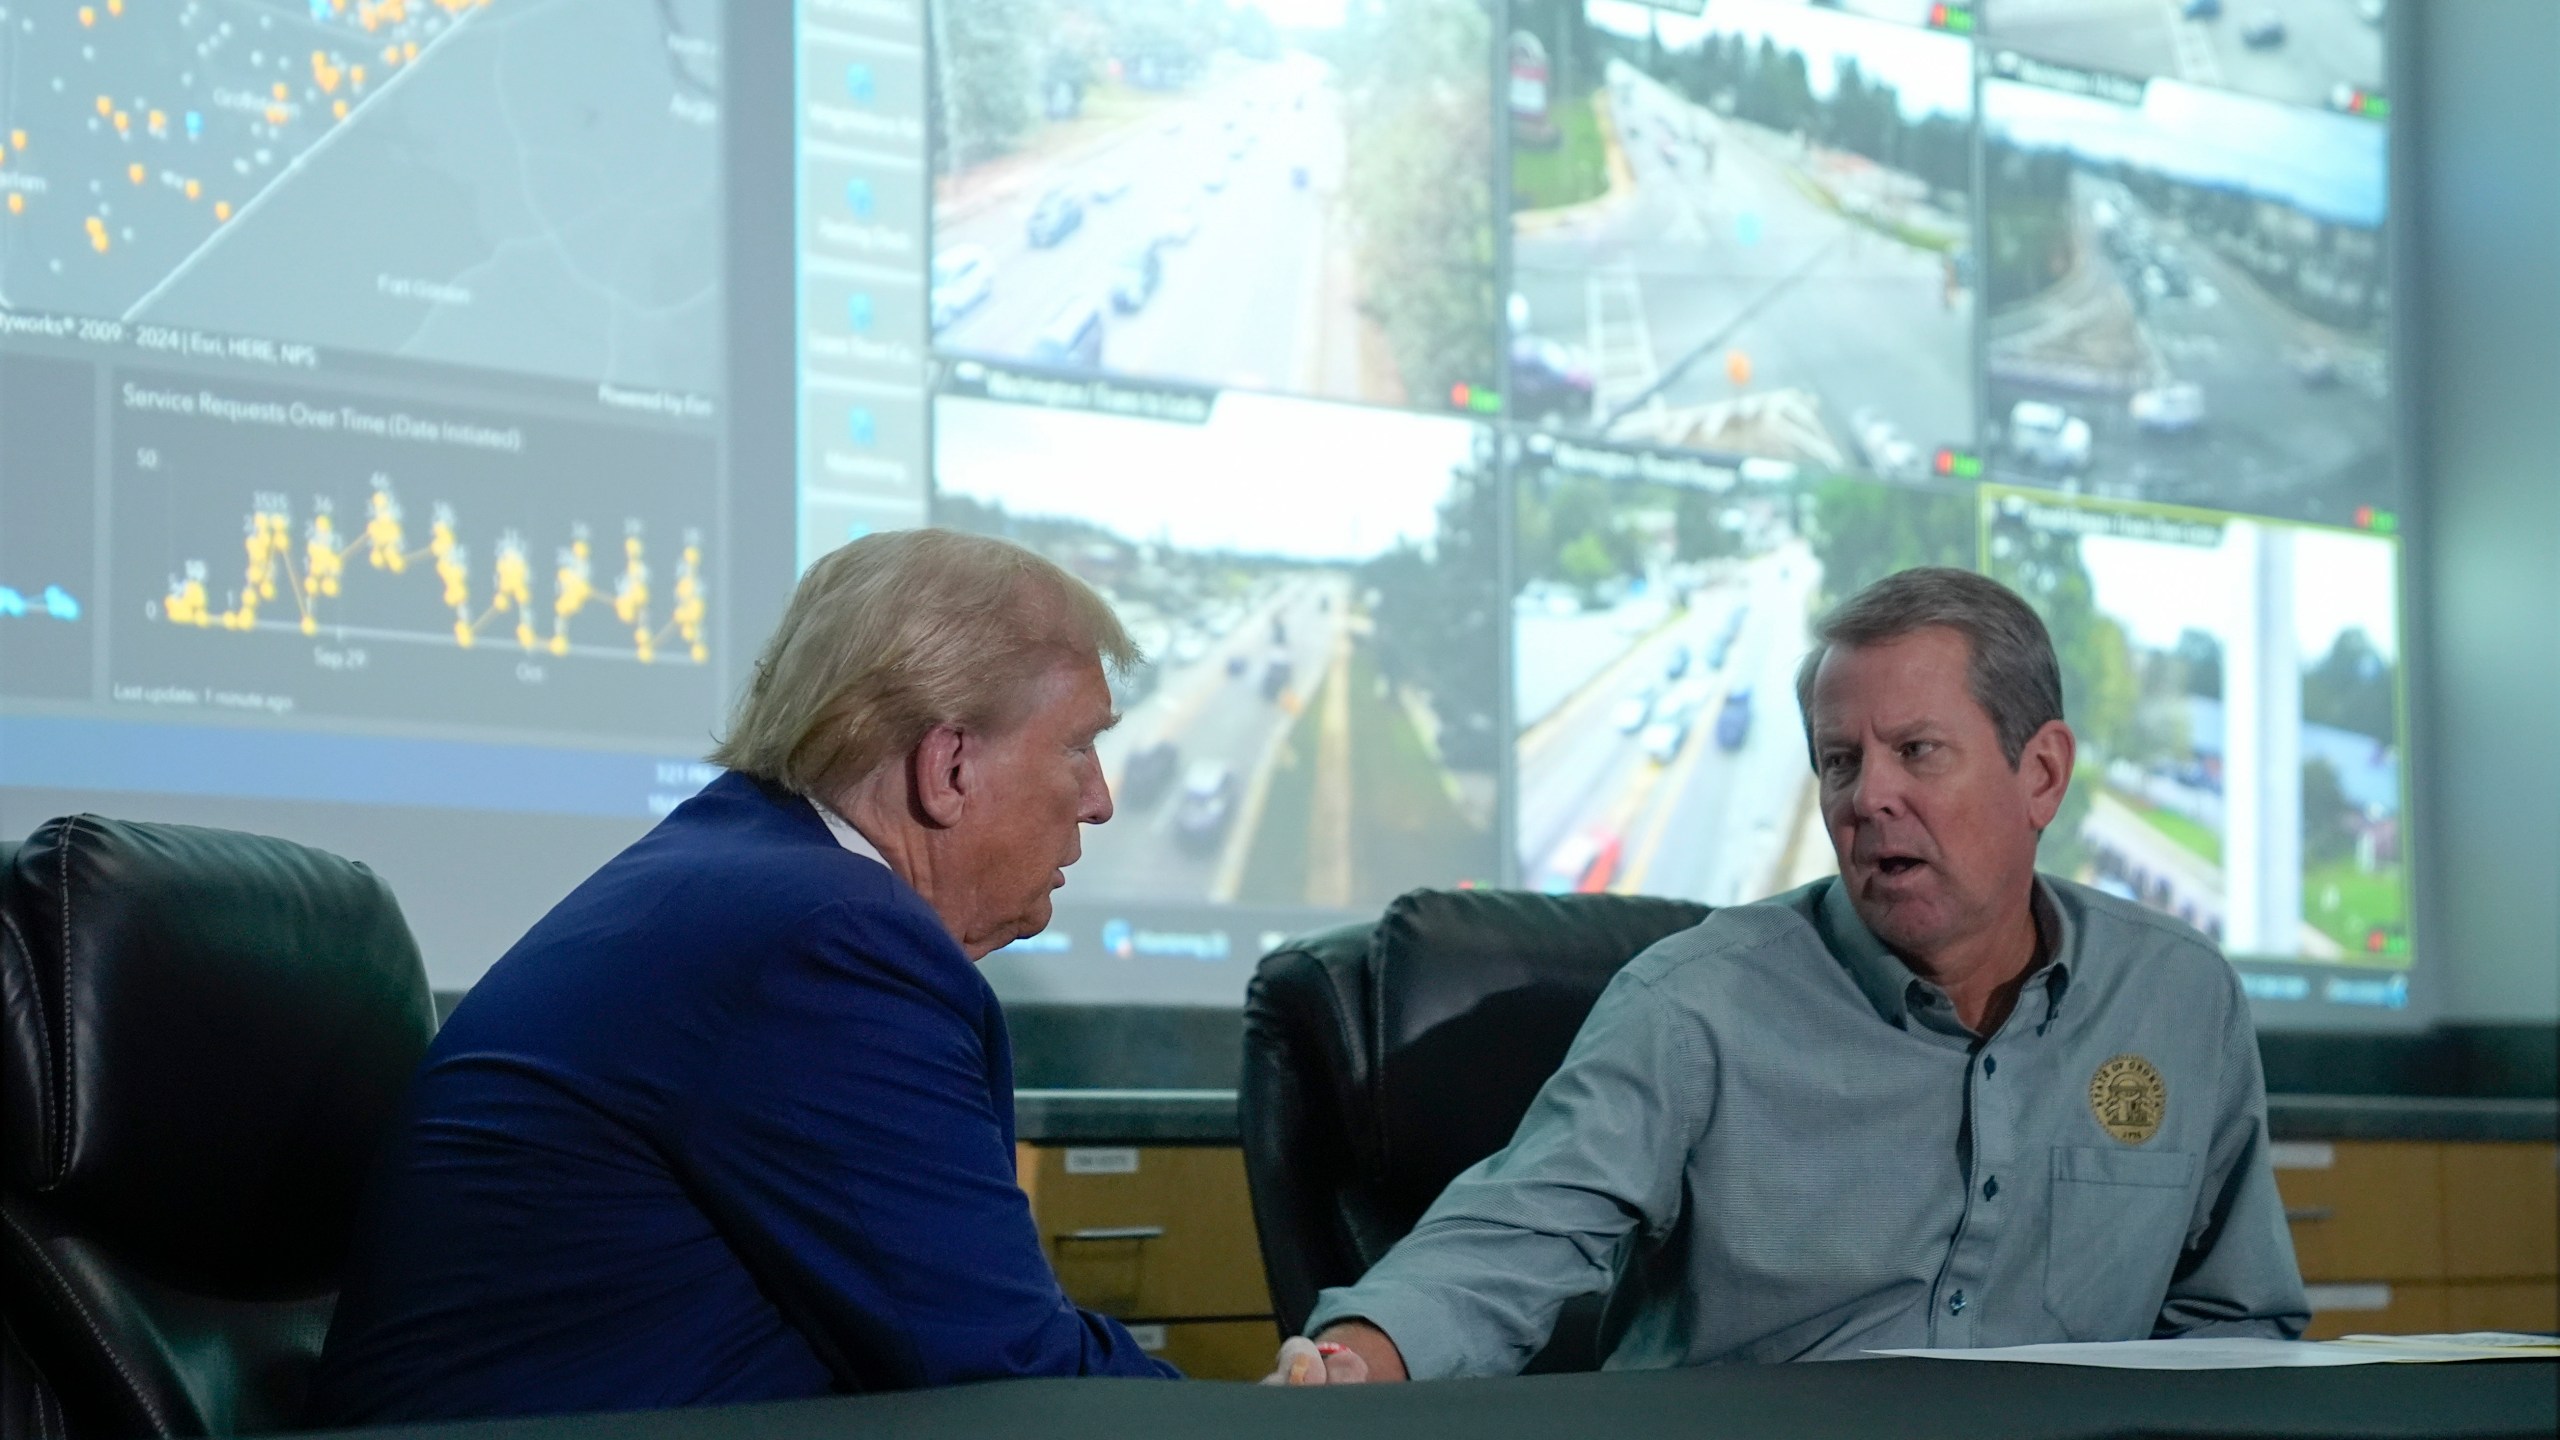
[315,531,1176,1424]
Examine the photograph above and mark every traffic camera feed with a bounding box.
[1511,435,1978,908]
[1983,0,2389,116]
[926,0,1499,413]
[1982,62,2390,527]
[1506,0,1976,472]
[931,387,1502,924]
[1982,488,2409,983]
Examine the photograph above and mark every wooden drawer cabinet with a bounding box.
[1125,1319,1284,1381]
[2441,1143,2558,1281]
[1018,1145,1273,1322]
[2443,1282,2560,1334]
[2272,1141,2445,1282]
[2300,1282,2447,1341]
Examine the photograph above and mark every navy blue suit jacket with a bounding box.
[311,771,1175,1423]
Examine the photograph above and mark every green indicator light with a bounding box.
[2371,509,2398,535]
[1953,454,1984,479]
[2364,96,2391,121]
[1947,9,1976,34]
[1470,391,1504,414]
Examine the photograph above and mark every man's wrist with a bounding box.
[1313,1318,1409,1382]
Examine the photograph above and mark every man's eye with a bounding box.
[1820,752,1853,775]
[1902,741,1937,761]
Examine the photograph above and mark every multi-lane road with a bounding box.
[932,52,1359,400]
[1990,175,2387,524]
[1515,543,1820,908]
[1512,60,1971,466]
[1989,0,2386,111]
[1068,571,1349,906]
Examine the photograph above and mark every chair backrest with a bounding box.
[1,815,436,1439]
[1238,888,1709,1370]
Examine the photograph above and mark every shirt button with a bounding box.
[1983,1055,1998,1075]
[1984,1177,2001,1200]
[1948,1291,1968,1316]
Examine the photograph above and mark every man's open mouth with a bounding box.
[1876,856,1923,877]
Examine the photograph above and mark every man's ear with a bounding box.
[2020,719,2076,833]
[910,723,970,829]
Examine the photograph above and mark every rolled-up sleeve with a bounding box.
[1305,966,1715,1378]
[2153,969,2310,1339]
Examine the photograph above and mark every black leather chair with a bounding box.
[0,816,436,1439]
[1239,887,1711,1373]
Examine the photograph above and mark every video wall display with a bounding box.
[845,0,2413,1017]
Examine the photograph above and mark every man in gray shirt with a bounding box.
[1268,568,2306,1385]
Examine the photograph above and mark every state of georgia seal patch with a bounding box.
[2089,1054,2167,1145]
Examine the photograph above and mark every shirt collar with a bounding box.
[1818,874,2076,1030]
[809,797,889,869]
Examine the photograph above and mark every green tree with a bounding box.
[2301,757,2361,867]
[2302,627,2397,742]
[930,0,1042,174]
[1337,0,1499,404]
[1803,475,1976,610]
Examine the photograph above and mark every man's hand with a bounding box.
[1259,1320,1407,1385]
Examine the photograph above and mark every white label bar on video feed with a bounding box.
[2303,1285,2394,1314]
[1063,1148,1141,1176]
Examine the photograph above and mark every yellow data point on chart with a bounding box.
[6,195,23,217]
[10,131,25,151]
[78,8,95,28]
[148,110,165,134]
[85,217,109,253]
[127,163,144,185]
[95,96,112,117]
[112,110,130,134]
[333,100,349,120]
[108,0,123,16]
[184,178,200,200]
[214,201,232,221]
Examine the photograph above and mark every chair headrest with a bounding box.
[2,815,435,1294]
[1368,889,1709,1222]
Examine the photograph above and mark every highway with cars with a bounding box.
[931,52,1359,400]
[1070,572,1349,906]
[1514,543,1819,906]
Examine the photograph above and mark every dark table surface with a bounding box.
[311,1357,2556,1440]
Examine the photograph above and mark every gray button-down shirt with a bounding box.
[1306,875,2309,1376]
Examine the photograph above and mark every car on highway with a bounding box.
[2289,348,2342,388]
[1611,686,1658,735]
[1159,203,1202,246]
[1088,172,1132,203]
[1120,740,1181,811]
[1508,335,1595,424]
[1640,711,1693,766]
[1111,242,1165,313]
[2006,401,2093,472]
[1663,643,1691,681]
[1715,687,1753,751]
[1708,606,1748,671]
[2130,381,2207,434]
[1260,652,1293,701]
[2240,12,2285,46]
[1028,297,1105,369]
[1174,762,1240,852]
[2181,0,2221,17]
[1851,407,1924,481]
[929,245,995,332]
[1535,828,1624,895]
[1203,162,1230,193]
[1290,163,1309,189]
[1025,187,1085,247]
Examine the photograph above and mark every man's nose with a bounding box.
[1082,765,1114,827]
[1848,751,1905,820]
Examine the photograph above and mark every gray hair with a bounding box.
[710,529,1137,798]
[1792,567,2063,769]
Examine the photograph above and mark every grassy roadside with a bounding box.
[1236,680,1325,904]
[1345,647,1491,902]
[1512,92,1609,212]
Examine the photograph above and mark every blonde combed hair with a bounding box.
[710,529,1136,798]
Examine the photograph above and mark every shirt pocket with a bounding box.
[2043,1145,2201,1341]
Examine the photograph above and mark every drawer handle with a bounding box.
[2285,1206,2337,1224]
[1061,1226,1166,1242]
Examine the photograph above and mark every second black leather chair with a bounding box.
[0,815,436,1439]
[1238,887,1710,1373]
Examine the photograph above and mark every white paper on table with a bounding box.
[1868,1335,2560,1369]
